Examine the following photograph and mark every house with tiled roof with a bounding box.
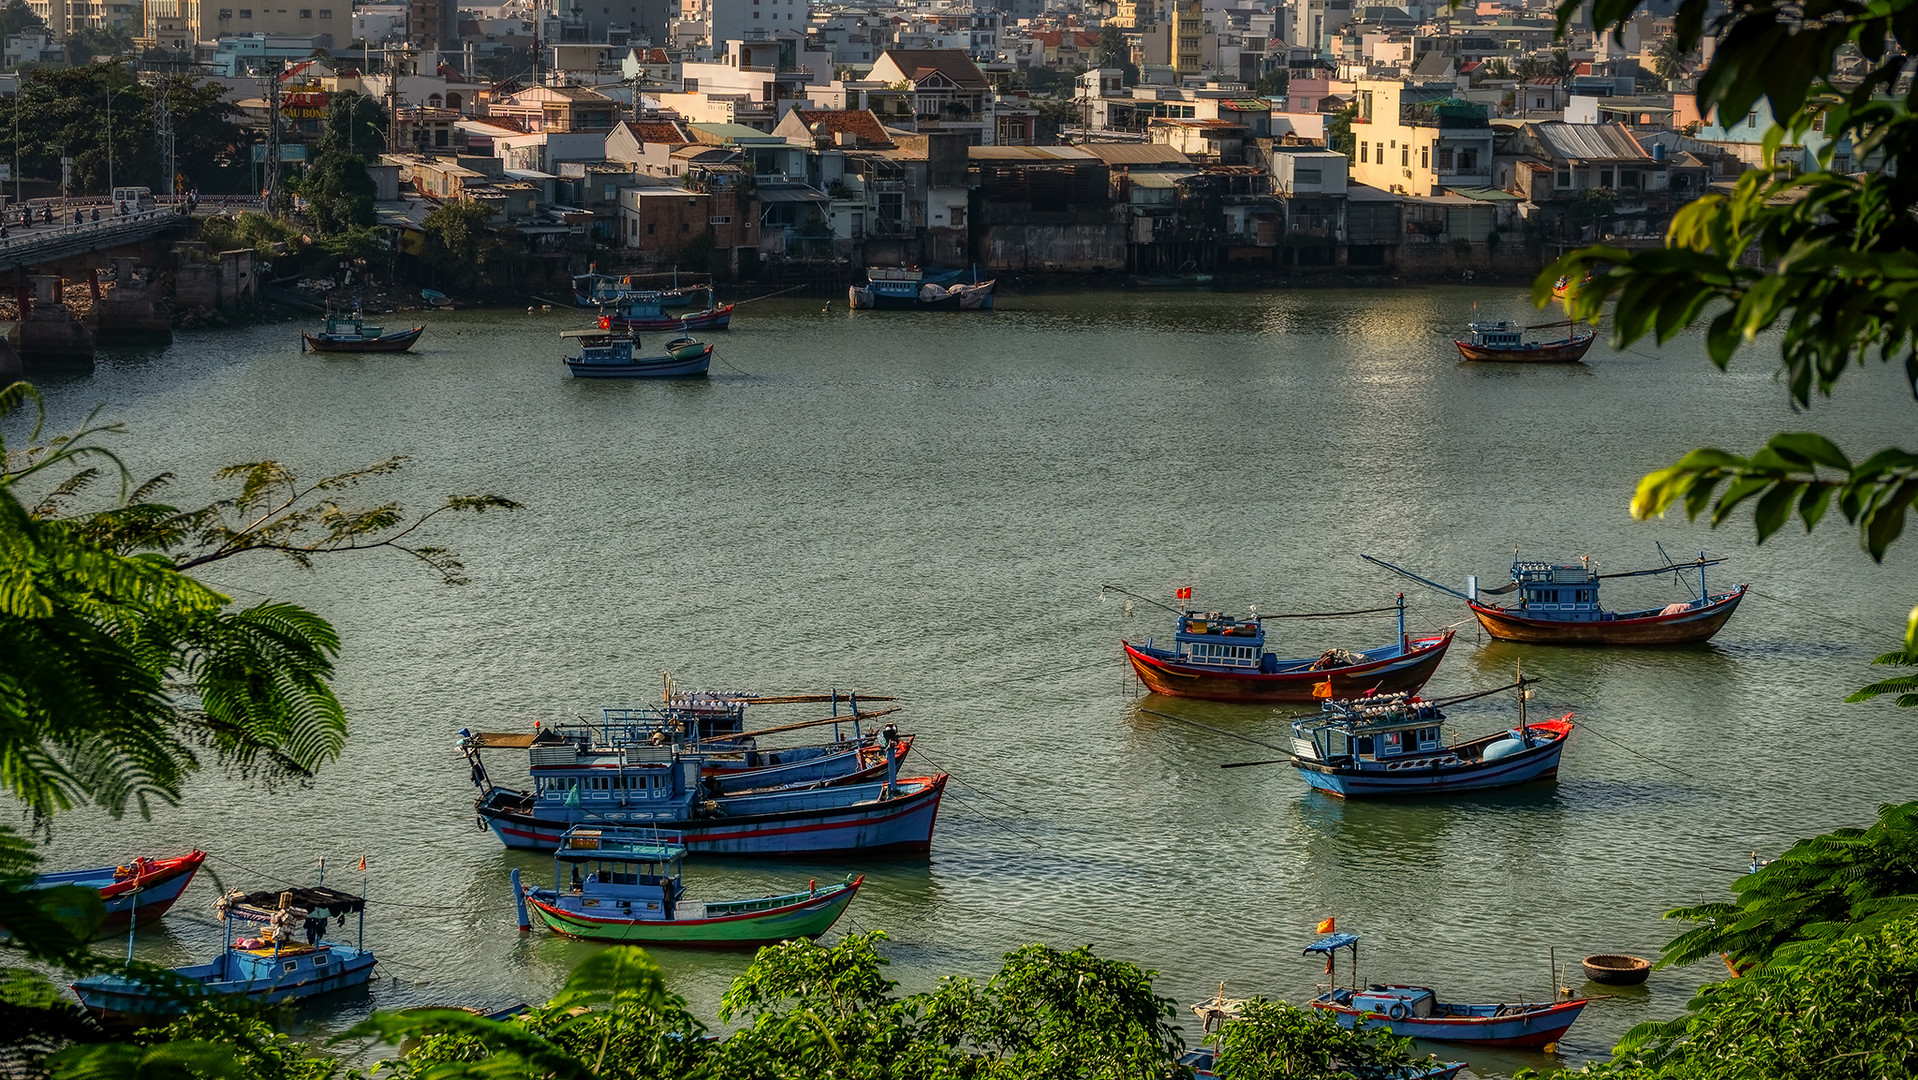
[772,108,896,150]
[863,48,1030,145]
[605,118,695,176]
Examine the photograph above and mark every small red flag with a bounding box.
[597,315,611,330]
[1175,586,1193,600]
[357,855,367,873]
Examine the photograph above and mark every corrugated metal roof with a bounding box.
[1445,186,1520,201]
[1082,143,1192,166]
[1532,121,1650,162]
[967,145,1098,162]
[1129,170,1202,187]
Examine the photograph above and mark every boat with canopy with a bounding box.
[1286,680,1573,797]
[1307,931,1588,1048]
[1453,319,1595,363]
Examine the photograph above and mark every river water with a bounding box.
[16,286,1917,1076]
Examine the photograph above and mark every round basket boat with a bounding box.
[1582,954,1652,985]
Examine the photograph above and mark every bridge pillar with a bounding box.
[9,274,94,371]
[86,258,173,346]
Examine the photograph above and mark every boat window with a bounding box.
[283,961,299,973]
[1381,732,1402,754]
[313,953,328,965]
[1354,736,1374,756]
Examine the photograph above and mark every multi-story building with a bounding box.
[540,0,672,43]
[409,0,456,50]
[701,0,809,51]
[1347,77,1493,195]
[134,0,348,51]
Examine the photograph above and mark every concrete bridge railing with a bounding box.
[0,208,194,272]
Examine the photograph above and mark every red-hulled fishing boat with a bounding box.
[28,850,206,930]
[1365,550,1746,646]
[1112,588,1454,704]
[1454,319,1595,363]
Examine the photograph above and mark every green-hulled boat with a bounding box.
[512,826,862,947]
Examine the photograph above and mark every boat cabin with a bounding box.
[554,827,683,915]
[1173,612,1268,670]
[1463,321,1524,348]
[1498,558,1602,621]
[1291,693,1449,765]
[528,742,702,821]
[318,314,387,341]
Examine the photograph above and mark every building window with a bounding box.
[237,7,248,14]
[1359,143,1367,163]
[1297,167,1320,183]
[647,223,655,234]
[298,7,309,15]
[317,6,328,14]
[709,215,730,224]
[1555,168,1571,186]
[680,222,690,232]
[1420,146,1428,169]
[1747,111,1758,128]
[1400,147,1408,167]
[1600,168,1613,187]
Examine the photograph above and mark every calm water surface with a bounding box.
[17,286,1918,1076]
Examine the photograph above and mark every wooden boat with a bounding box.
[1364,551,1746,646]
[1581,954,1651,985]
[1551,272,1592,300]
[561,329,711,378]
[513,826,862,946]
[1184,984,1465,1078]
[471,730,947,855]
[573,271,707,308]
[1454,320,1595,363]
[601,291,734,332]
[1129,272,1214,288]
[848,266,995,310]
[26,850,205,931]
[421,288,454,309]
[1288,689,1573,797]
[71,884,375,1018]
[1120,593,1453,704]
[1308,932,1587,1048]
[300,312,424,353]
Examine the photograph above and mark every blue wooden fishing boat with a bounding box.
[561,329,711,378]
[602,291,733,331]
[25,850,205,932]
[1364,550,1746,646]
[1288,687,1572,797]
[469,727,946,855]
[572,271,706,308]
[1307,932,1587,1048]
[1116,591,1454,704]
[1185,984,1466,1078]
[848,266,995,310]
[301,312,424,353]
[71,884,375,1019]
[512,826,862,946]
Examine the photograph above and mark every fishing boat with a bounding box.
[71,884,375,1019]
[26,851,205,931]
[1182,987,1465,1079]
[1116,590,1454,704]
[1551,272,1593,300]
[1364,550,1747,646]
[601,291,734,332]
[1287,688,1573,797]
[1307,931,1588,1048]
[1129,272,1214,288]
[512,825,862,946]
[561,329,711,378]
[573,271,707,308]
[1453,319,1596,363]
[300,312,425,353]
[848,266,995,310]
[469,728,947,855]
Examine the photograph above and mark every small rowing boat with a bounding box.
[514,825,862,946]
[26,850,205,931]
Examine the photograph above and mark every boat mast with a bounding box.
[124,880,139,966]
[1396,593,1406,651]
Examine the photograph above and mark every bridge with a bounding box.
[0,206,194,273]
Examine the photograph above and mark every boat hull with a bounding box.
[72,947,377,1019]
[1314,996,1587,1048]
[606,305,733,331]
[524,878,861,946]
[27,851,205,932]
[1123,633,1454,704]
[565,346,712,378]
[1178,1049,1463,1079]
[302,326,424,353]
[707,736,910,794]
[1454,334,1595,363]
[478,775,947,855]
[1292,718,1573,797]
[1469,587,1745,645]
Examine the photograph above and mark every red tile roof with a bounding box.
[791,108,894,148]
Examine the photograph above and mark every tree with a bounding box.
[1096,25,1139,86]
[0,66,244,195]
[421,199,505,294]
[1649,37,1693,84]
[315,90,386,160]
[1543,0,1918,689]
[0,1,42,37]
[1326,103,1359,159]
[1252,69,1287,97]
[301,150,377,234]
[63,25,132,64]
[1211,998,1416,1080]
[1547,48,1577,82]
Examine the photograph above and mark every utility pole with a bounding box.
[154,73,175,197]
[263,58,284,212]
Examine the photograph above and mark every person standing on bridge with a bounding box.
[90,207,98,222]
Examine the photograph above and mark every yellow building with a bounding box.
[1168,0,1204,78]
[133,0,350,50]
[1347,78,1496,196]
[1108,0,1151,30]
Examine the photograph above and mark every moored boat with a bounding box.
[1116,590,1453,704]
[26,850,205,931]
[71,884,375,1019]
[561,329,711,378]
[1307,931,1587,1048]
[301,312,425,353]
[513,825,862,946]
[1454,320,1595,363]
[1364,551,1746,646]
[848,266,995,310]
[601,291,734,332]
[1287,688,1573,797]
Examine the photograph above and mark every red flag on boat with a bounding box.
[598,315,611,330]
[1175,586,1192,600]
[1312,681,1334,699]
[357,855,367,872]
[1317,916,1336,934]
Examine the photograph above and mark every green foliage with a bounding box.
[1655,801,1918,974]
[1325,104,1359,158]
[1557,914,1918,1080]
[1252,70,1287,97]
[0,0,42,36]
[195,212,302,257]
[970,943,1184,1080]
[1572,186,1617,226]
[303,152,377,235]
[1096,26,1139,86]
[1211,998,1415,1080]
[316,91,387,160]
[64,25,133,64]
[0,66,246,193]
[421,200,506,294]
